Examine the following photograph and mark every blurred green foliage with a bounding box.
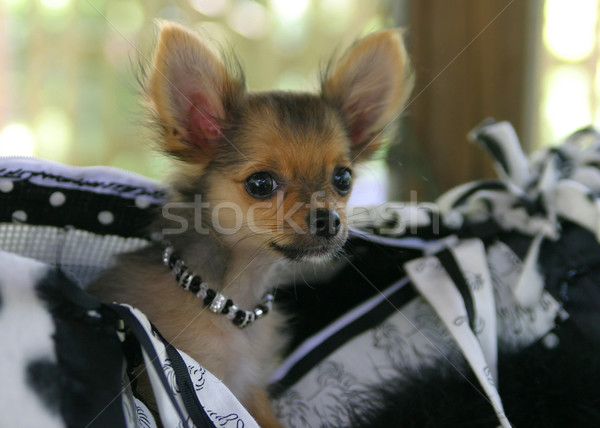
[0,0,389,182]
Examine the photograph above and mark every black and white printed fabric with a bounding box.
[269,236,562,428]
[2,119,600,427]
[0,249,260,428]
[269,120,600,427]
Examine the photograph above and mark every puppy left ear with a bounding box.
[321,29,414,162]
[147,21,245,163]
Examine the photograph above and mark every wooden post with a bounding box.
[390,0,534,200]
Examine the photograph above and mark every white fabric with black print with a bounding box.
[0,251,63,428]
[0,249,258,428]
[270,119,600,427]
[123,305,260,428]
[270,234,563,428]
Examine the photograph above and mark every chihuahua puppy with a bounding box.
[88,21,412,427]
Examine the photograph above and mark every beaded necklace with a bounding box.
[162,245,273,329]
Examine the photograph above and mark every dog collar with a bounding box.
[162,245,273,329]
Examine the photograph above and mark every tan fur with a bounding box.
[89,21,413,427]
[206,104,353,257]
[147,20,244,162]
[90,254,284,404]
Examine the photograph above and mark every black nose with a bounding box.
[309,209,341,238]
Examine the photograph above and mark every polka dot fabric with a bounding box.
[0,159,168,238]
[0,158,168,285]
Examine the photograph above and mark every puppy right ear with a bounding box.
[321,29,413,163]
[147,21,245,162]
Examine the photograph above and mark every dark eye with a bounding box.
[245,172,278,198]
[333,167,352,195]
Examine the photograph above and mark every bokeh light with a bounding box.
[0,123,36,157]
[35,107,73,161]
[1,0,388,190]
[189,0,228,17]
[542,65,592,142]
[348,160,388,206]
[544,0,597,62]
[271,21,309,56]
[226,1,269,40]
[270,0,310,23]
[39,0,70,11]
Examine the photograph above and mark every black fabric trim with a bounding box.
[52,269,102,310]
[450,180,509,209]
[108,304,190,428]
[153,327,216,428]
[457,218,504,242]
[0,167,167,199]
[475,134,511,177]
[436,249,476,331]
[270,281,416,395]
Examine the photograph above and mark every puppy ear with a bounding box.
[147,21,245,162]
[321,29,413,162]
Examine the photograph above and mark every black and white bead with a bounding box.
[161,245,273,329]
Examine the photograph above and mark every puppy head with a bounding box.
[148,21,413,262]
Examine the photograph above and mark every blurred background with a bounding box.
[0,0,595,203]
